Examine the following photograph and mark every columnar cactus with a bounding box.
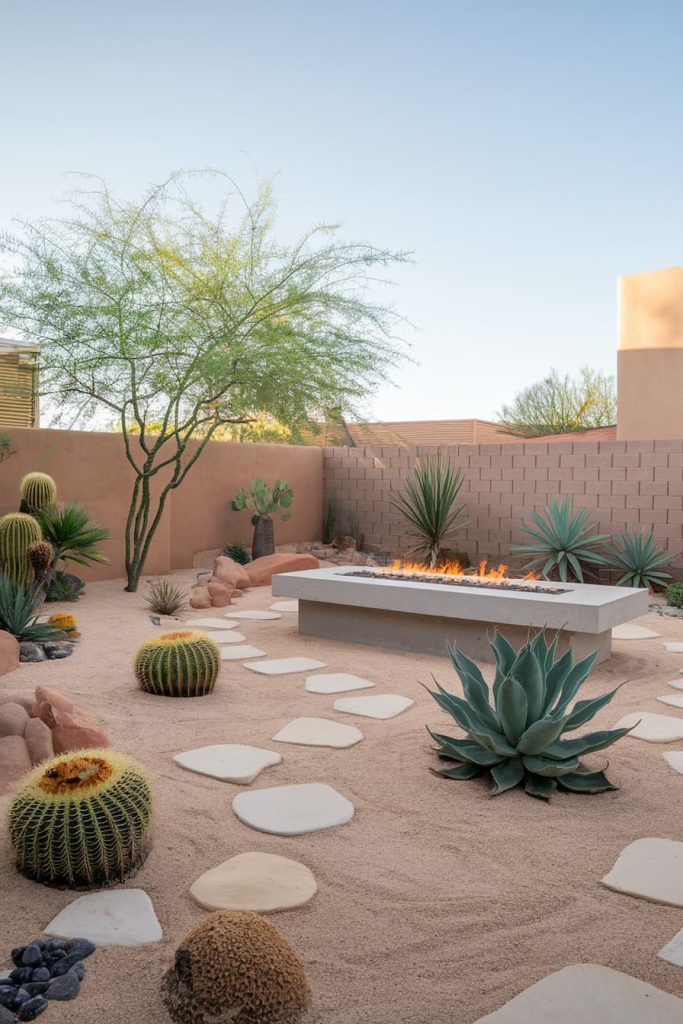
[0,512,42,587]
[135,631,221,698]
[20,472,57,515]
[8,749,152,887]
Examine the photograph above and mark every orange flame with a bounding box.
[385,558,539,584]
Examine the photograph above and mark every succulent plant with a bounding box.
[511,496,609,582]
[390,456,466,568]
[231,479,294,559]
[222,543,251,565]
[429,629,632,799]
[8,749,152,887]
[145,578,189,616]
[47,612,80,636]
[135,630,221,698]
[37,502,108,569]
[666,582,683,608]
[0,574,67,643]
[0,512,42,588]
[606,526,675,589]
[20,472,57,515]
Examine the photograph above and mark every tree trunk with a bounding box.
[252,516,275,559]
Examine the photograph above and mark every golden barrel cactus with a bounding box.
[8,749,152,887]
[20,471,57,515]
[47,612,80,636]
[135,631,221,698]
[0,512,42,587]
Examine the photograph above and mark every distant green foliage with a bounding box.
[666,583,683,608]
[231,479,294,524]
[498,367,616,437]
[606,527,675,589]
[0,432,16,465]
[390,456,466,567]
[512,497,609,583]
[429,629,632,800]
[222,543,251,564]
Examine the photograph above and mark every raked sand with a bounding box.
[1,568,683,1022]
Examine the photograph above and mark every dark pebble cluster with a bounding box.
[0,938,94,1022]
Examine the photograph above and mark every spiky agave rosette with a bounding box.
[429,629,633,800]
[135,630,221,698]
[8,749,152,887]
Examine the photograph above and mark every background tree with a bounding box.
[0,172,408,591]
[497,367,616,437]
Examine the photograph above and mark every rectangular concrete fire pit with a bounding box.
[271,566,649,663]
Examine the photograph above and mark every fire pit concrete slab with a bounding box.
[174,744,282,784]
[224,610,282,620]
[45,889,162,945]
[663,751,683,775]
[233,782,354,835]
[611,623,660,640]
[272,566,647,663]
[186,618,240,630]
[658,927,683,967]
[657,693,683,709]
[305,672,375,694]
[615,711,683,742]
[272,717,363,748]
[271,601,298,612]
[333,694,415,719]
[190,851,316,913]
[601,837,683,907]
[472,963,683,1023]
[663,641,683,652]
[244,657,327,676]
[220,645,267,661]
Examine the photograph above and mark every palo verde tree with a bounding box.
[0,173,408,590]
[498,367,616,438]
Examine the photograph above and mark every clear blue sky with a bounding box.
[2,0,683,422]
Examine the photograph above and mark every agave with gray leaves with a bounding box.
[511,496,608,582]
[429,629,632,800]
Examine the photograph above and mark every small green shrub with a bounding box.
[511,496,609,583]
[45,569,82,602]
[145,578,189,616]
[606,527,675,589]
[666,582,683,608]
[389,456,466,568]
[37,502,109,569]
[222,543,251,564]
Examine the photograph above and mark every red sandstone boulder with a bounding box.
[207,581,232,607]
[212,556,251,590]
[190,586,213,609]
[34,686,74,716]
[23,717,54,764]
[0,736,32,792]
[0,703,30,737]
[245,553,320,587]
[32,688,109,755]
[0,630,20,676]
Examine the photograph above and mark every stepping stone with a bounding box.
[244,657,327,676]
[334,694,414,719]
[663,641,683,652]
[601,837,683,907]
[190,851,316,913]
[186,618,240,630]
[663,751,683,775]
[270,600,298,612]
[667,678,683,690]
[614,711,683,743]
[472,963,683,1023]
[272,717,363,748]
[233,782,354,836]
[657,693,683,708]
[611,623,660,640]
[305,672,375,694]
[45,889,162,946]
[659,927,683,967]
[224,610,282,620]
[174,744,282,784]
[209,630,247,644]
[220,645,267,661]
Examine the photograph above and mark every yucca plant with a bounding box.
[429,629,632,800]
[0,573,67,643]
[146,578,189,615]
[606,527,674,589]
[390,456,466,568]
[512,496,609,582]
[37,501,109,569]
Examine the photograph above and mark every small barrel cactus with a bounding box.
[0,512,42,587]
[20,472,57,515]
[8,749,152,887]
[135,631,221,698]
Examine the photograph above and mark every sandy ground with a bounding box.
[1,569,683,1023]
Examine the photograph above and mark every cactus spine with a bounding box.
[135,630,221,698]
[8,749,152,887]
[0,513,42,587]
[20,472,57,515]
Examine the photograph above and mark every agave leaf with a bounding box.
[434,762,483,780]
[428,729,504,767]
[448,645,500,731]
[515,647,545,723]
[490,758,524,795]
[429,684,487,734]
[542,646,574,713]
[521,754,580,777]
[563,685,623,732]
[492,630,518,700]
[467,726,519,758]
[550,650,599,718]
[495,675,528,744]
[545,724,634,759]
[523,775,558,800]
[517,715,568,755]
[557,769,619,793]
[566,551,584,582]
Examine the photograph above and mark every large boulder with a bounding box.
[212,556,251,590]
[23,716,54,764]
[207,581,232,608]
[190,586,213,609]
[32,689,109,755]
[0,702,30,737]
[0,630,20,676]
[245,553,320,587]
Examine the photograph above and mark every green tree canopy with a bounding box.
[497,367,616,438]
[0,172,409,589]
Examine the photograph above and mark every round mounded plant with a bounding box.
[135,630,221,698]
[0,512,42,588]
[429,628,633,800]
[20,471,57,515]
[8,749,152,887]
